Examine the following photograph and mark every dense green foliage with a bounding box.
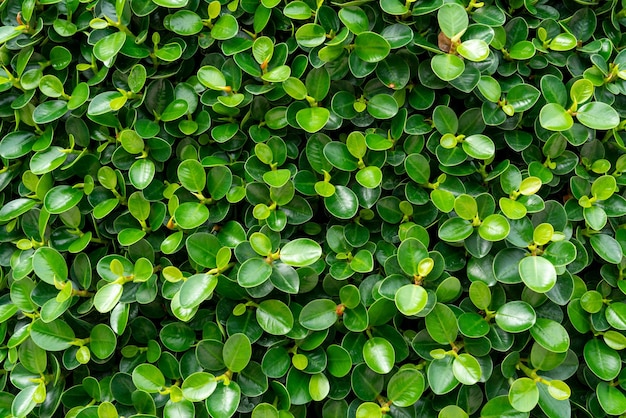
[2,0,626,416]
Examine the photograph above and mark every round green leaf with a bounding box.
[324,185,359,219]
[584,339,621,380]
[211,14,239,40]
[462,134,495,160]
[94,283,123,313]
[132,364,165,393]
[431,54,465,81]
[129,159,155,190]
[507,84,541,112]
[387,369,425,406]
[509,378,539,413]
[280,238,322,267]
[395,284,428,316]
[182,372,217,402]
[452,353,482,385]
[529,318,570,353]
[32,247,67,285]
[518,256,557,293]
[354,32,391,62]
[296,107,330,133]
[299,299,337,331]
[590,234,623,264]
[478,214,510,241]
[495,301,536,332]
[30,319,75,351]
[438,3,468,38]
[223,333,252,373]
[597,382,626,416]
[43,186,83,214]
[237,257,272,287]
[539,103,574,131]
[367,94,398,119]
[206,381,240,418]
[577,102,620,130]
[363,337,395,374]
[174,202,209,229]
[90,324,117,359]
[425,303,458,344]
[256,300,294,335]
[457,39,490,62]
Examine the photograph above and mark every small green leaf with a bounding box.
[223,333,252,372]
[518,256,557,293]
[431,54,465,81]
[363,337,395,374]
[509,378,539,412]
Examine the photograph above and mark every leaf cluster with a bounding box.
[1,0,626,417]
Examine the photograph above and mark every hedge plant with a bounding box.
[3,0,626,416]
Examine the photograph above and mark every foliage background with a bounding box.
[0,0,626,416]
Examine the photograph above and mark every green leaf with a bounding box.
[495,301,536,332]
[509,378,539,412]
[431,54,465,81]
[462,134,495,160]
[30,319,75,351]
[354,32,391,62]
[597,382,626,416]
[166,10,203,35]
[32,247,67,285]
[179,274,217,309]
[43,185,83,214]
[590,234,623,264]
[481,396,528,418]
[363,337,395,374]
[296,107,330,133]
[452,353,482,385]
[577,102,620,130]
[395,284,428,316]
[198,66,227,90]
[280,238,322,267]
[584,339,621,380]
[256,299,294,335]
[338,6,370,35]
[93,32,126,64]
[300,299,337,331]
[437,3,469,38]
[33,101,68,124]
[132,364,165,393]
[457,39,490,61]
[507,84,541,112]
[223,333,252,372]
[324,185,359,219]
[425,303,458,344]
[387,369,425,406]
[237,257,272,287]
[94,283,123,313]
[439,217,473,242]
[539,103,574,131]
[591,175,616,200]
[518,256,557,293]
[89,324,117,359]
[212,14,239,40]
[570,79,594,104]
[478,214,510,241]
[205,381,240,418]
[153,0,188,6]
[367,94,398,119]
[509,40,535,60]
[529,318,569,353]
[129,159,155,190]
[174,202,209,229]
[182,372,217,402]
